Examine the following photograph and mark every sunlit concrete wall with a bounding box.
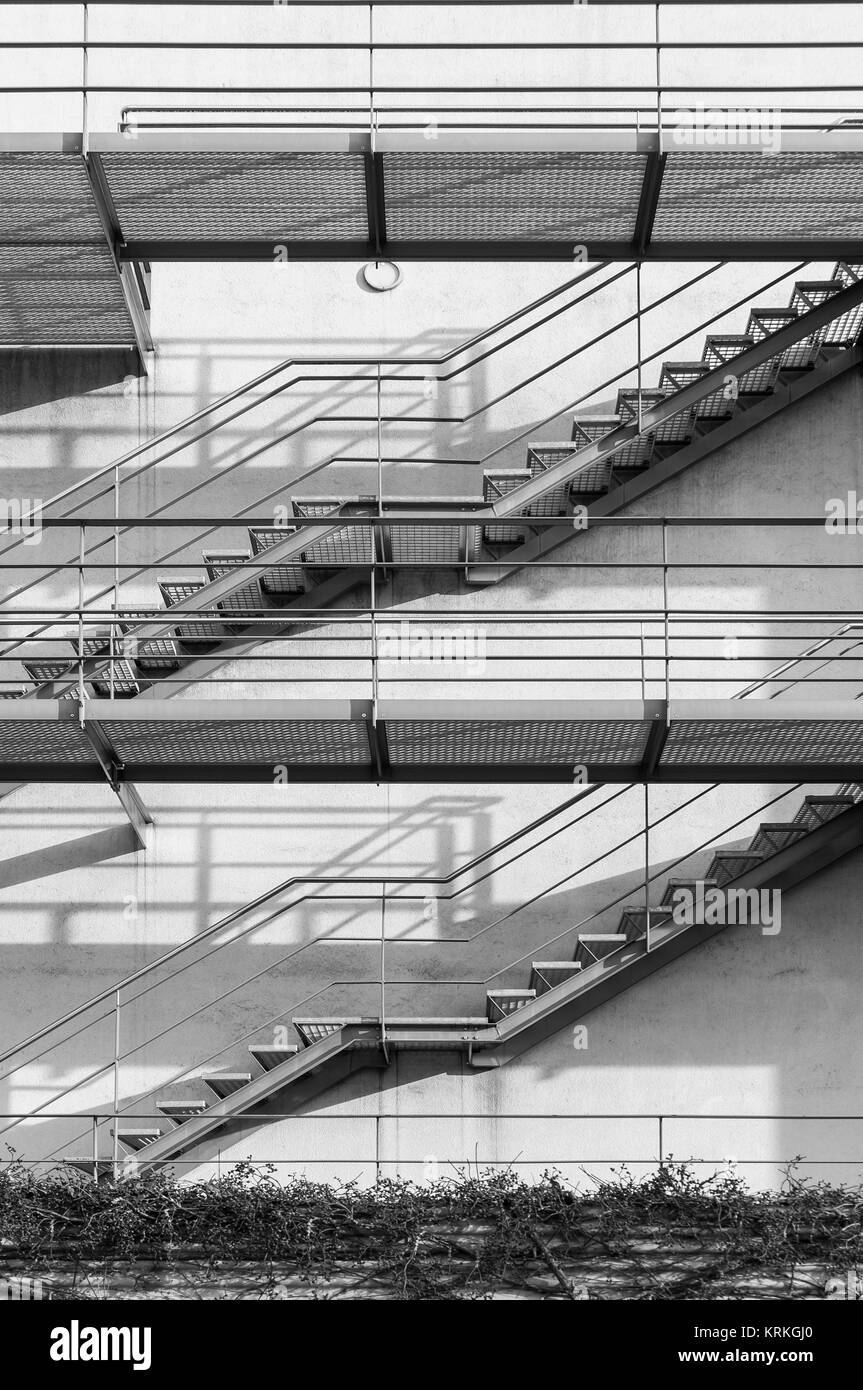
[1,4,863,1186]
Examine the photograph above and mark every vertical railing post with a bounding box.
[662,518,670,701]
[655,3,662,152]
[636,261,643,433]
[370,565,378,706]
[111,464,120,698]
[77,525,85,706]
[112,990,121,1181]
[91,1113,99,1184]
[82,3,89,157]
[376,360,383,508]
[644,783,651,952]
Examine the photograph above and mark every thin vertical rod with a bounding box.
[369,2,375,150]
[376,361,383,504]
[370,563,378,705]
[112,990,120,1181]
[91,1113,98,1183]
[662,518,670,700]
[110,463,119,698]
[82,4,89,156]
[655,3,662,150]
[636,261,643,431]
[644,783,651,953]
[77,525,85,705]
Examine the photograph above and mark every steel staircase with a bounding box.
[10,262,863,702]
[65,785,863,1175]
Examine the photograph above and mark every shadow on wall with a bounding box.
[0,349,144,416]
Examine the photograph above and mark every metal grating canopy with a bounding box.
[98,150,369,242]
[651,152,863,243]
[0,149,140,346]
[384,719,650,766]
[24,132,854,261]
[383,150,647,241]
[0,699,860,783]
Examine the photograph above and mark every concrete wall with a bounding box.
[1,4,863,1187]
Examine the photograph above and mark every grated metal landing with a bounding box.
[1,697,860,783]
[0,139,148,350]
[6,133,863,268]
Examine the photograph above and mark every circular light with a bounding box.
[362,260,402,292]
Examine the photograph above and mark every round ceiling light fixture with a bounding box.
[362,259,402,292]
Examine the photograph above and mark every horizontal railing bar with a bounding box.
[13,39,863,49]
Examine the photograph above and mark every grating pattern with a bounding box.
[383,151,646,241]
[203,551,263,617]
[90,660,140,698]
[159,580,223,642]
[569,420,618,491]
[387,523,478,565]
[118,611,180,671]
[107,718,371,766]
[0,154,107,242]
[525,450,571,516]
[482,470,530,544]
[99,151,368,241]
[0,243,133,346]
[293,500,374,567]
[385,719,650,766]
[249,527,305,595]
[654,152,863,241]
[663,720,863,766]
[825,263,863,345]
[0,719,97,763]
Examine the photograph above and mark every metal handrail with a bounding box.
[0,784,612,1075]
[32,779,810,1163]
[0,260,809,683]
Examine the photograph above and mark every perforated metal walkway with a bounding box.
[0,137,150,350]
[2,697,861,783]
[4,131,863,273]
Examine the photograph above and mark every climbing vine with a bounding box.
[0,1155,861,1299]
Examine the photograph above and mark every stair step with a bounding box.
[482,469,530,544]
[249,526,306,595]
[748,822,809,856]
[249,1044,300,1071]
[202,1072,252,1098]
[794,795,856,831]
[486,989,536,1022]
[573,933,627,968]
[705,850,764,886]
[292,497,375,567]
[528,961,583,994]
[159,579,223,643]
[618,907,650,942]
[111,1127,162,1151]
[62,1158,114,1178]
[202,550,263,623]
[293,1017,488,1047]
[660,877,720,909]
[117,609,181,670]
[155,1100,209,1122]
[703,332,782,395]
[822,262,863,345]
[65,636,139,697]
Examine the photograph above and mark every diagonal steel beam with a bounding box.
[486,274,863,521]
[78,711,153,850]
[468,337,863,583]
